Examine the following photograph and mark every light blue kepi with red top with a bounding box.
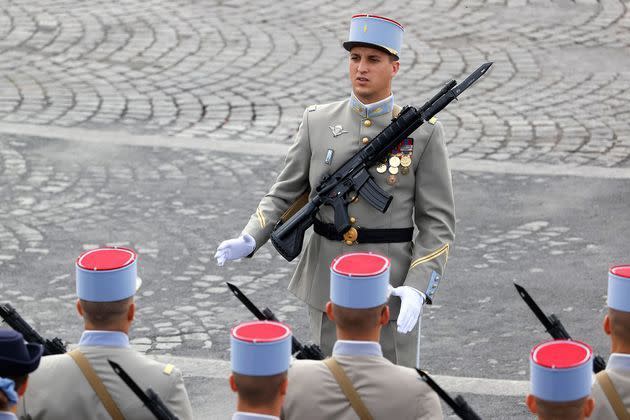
[231,321,292,376]
[75,247,142,302]
[343,14,404,59]
[330,252,391,309]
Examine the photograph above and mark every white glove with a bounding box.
[214,234,256,266]
[389,285,426,334]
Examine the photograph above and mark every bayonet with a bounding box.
[417,369,482,420]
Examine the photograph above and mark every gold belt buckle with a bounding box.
[343,227,358,246]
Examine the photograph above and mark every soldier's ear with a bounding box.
[325,302,335,321]
[391,59,400,77]
[127,302,135,322]
[525,394,538,415]
[604,314,612,336]
[583,397,595,418]
[17,377,28,397]
[229,374,238,393]
[76,300,84,317]
[280,376,289,396]
[380,306,390,325]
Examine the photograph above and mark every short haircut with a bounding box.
[535,396,589,419]
[332,303,386,334]
[0,374,26,410]
[232,371,287,406]
[609,307,630,343]
[79,296,133,328]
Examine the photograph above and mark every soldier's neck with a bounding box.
[336,328,381,342]
[236,398,281,418]
[610,338,630,354]
[352,89,393,105]
[83,322,131,335]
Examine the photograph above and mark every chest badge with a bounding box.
[329,125,348,138]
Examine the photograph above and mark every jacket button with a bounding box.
[361,137,369,145]
[363,119,372,127]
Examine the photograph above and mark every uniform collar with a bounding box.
[232,412,279,420]
[0,412,17,419]
[607,353,630,372]
[79,330,130,348]
[349,92,394,119]
[332,340,383,357]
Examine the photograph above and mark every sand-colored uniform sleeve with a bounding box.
[404,121,455,296]
[162,365,194,420]
[242,108,312,252]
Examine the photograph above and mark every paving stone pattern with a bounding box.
[0,0,629,166]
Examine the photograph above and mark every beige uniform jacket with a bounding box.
[281,355,443,419]
[17,345,193,420]
[243,98,455,317]
[590,354,630,420]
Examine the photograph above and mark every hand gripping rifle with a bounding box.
[417,369,482,420]
[514,283,607,373]
[0,303,66,355]
[226,282,325,360]
[270,62,493,262]
[109,360,179,420]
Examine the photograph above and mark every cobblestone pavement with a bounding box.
[0,0,629,166]
[1,133,628,379]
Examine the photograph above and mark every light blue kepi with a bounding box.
[343,14,404,60]
[75,247,142,302]
[231,321,292,376]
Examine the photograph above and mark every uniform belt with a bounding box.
[313,219,413,244]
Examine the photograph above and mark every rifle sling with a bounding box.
[68,349,125,420]
[323,358,374,420]
[596,371,630,420]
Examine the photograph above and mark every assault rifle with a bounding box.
[418,370,482,420]
[109,360,179,420]
[514,283,606,373]
[0,303,66,355]
[226,282,325,360]
[270,62,493,261]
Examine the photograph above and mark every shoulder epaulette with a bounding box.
[163,364,175,375]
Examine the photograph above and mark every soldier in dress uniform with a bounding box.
[0,330,43,420]
[17,247,193,420]
[281,252,442,420]
[215,13,455,368]
[229,320,292,420]
[590,265,630,419]
[526,339,595,420]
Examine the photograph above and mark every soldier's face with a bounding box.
[349,46,399,103]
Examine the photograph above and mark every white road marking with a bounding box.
[1,123,630,179]
[151,355,529,397]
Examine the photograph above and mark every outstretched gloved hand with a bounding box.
[214,234,256,266]
[389,285,426,334]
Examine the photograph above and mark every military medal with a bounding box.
[376,163,387,173]
[386,174,397,185]
[389,156,401,167]
[401,166,409,175]
[400,155,412,167]
[388,166,399,175]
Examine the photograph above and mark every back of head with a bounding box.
[0,329,43,410]
[75,247,142,331]
[606,265,630,351]
[328,253,391,339]
[229,321,292,415]
[527,340,594,420]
